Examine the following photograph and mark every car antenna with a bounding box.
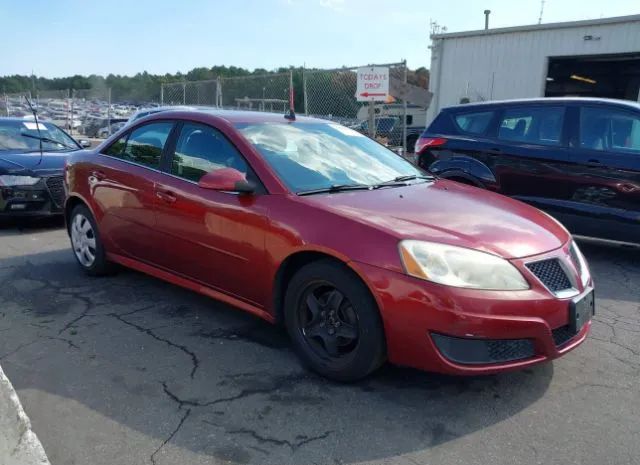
[284,70,295,121]
[24,95,44,167]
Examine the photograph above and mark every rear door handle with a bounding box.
[156,190,177,204]
[91,170,106,181]
[486,148,502,155]
[586,159,602,167]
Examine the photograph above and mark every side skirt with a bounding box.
[107,252,275,324]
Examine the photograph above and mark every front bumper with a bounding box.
[353,259,592,375]
[0,176,65,217]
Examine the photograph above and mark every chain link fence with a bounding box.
[160,61,429,155]
[161,72,292,113]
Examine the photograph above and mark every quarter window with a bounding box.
[580,107,640,153]
[171,123,248,182]
[454,111,494,135]
[103,122,173,169]
[498,107,564,146]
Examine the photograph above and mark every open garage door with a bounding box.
[545,53,640,102]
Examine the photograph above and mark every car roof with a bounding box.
[443,97,640,112]
[151,107,330,124]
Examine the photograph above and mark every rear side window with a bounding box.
[580,106,640,153]
[103,121,173,169]
[453,111,494,135]
[498,106,564,146]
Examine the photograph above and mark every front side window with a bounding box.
[498,106,564,146]
[580,107,640,153]
[103,121,173,169]
[171,123,248,182]
[236,122,423,193]
[454,111,494,135]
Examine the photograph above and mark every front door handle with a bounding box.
[486,148,502,155]
[156,190,177,204]
[586,159,602,167]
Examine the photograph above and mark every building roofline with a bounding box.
[431,14,640,40]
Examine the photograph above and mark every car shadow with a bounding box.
[0,216,65,236]
[0,248,554,465]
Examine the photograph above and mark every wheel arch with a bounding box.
[64,194,94,235]
[271,248,383,326]
[438,170,486,187]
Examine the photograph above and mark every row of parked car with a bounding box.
[0,96,635,381]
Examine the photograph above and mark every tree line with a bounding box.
[1,65,429,109]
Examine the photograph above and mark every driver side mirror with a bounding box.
[78,139,92,148]
[198,168,255,194]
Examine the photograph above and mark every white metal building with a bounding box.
[427,14,640,122]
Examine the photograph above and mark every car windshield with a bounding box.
[236,122,424,193]
[0,119,79,152]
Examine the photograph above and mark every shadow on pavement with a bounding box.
[0,247,556,465]
[0,216,65,236]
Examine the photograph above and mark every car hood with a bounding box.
[303,180,570,259]
[0,150,77,176]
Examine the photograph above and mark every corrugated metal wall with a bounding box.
[427,17,640,122]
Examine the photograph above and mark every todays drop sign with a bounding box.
[356,66,389,102]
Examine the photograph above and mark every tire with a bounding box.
[284,259,386,382]
[69,204,115,276]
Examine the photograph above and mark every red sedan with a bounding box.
[64,110,594,381]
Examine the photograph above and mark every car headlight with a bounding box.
[0,175,41,186]
[399,240,529,290]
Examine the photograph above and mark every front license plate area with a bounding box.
[570,289,595,334]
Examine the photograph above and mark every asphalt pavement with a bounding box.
[0,217,638,465]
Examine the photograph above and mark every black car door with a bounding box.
[482,104,573,217]
[563,104,640,243]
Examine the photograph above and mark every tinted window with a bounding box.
[171,123,248,182]
[498,106,564,146]
[454,111,494,135]
[580,107,640,153]
[103,135,126,156]
[104,122,173,169]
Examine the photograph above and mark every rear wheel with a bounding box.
[284,260,386,382]
[69,204,114,276]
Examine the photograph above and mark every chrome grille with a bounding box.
[569,242,583,276]
[45,176,65,208]
[526,259,572,293]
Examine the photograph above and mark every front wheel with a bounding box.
[284,260,386,382]
[69,204,115,276]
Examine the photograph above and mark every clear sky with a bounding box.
[1,0,637,77]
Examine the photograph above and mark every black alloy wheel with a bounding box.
[284,259,386,382]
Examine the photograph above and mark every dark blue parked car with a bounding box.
[416,98,640,245]
[0,118,89,217]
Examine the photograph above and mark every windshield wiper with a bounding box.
[297,183,372,196]
[373,174,435,188]
[22,133,76,150]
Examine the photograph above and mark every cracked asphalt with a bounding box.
[0,218,638,465]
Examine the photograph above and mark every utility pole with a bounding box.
[538,0,546,24]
